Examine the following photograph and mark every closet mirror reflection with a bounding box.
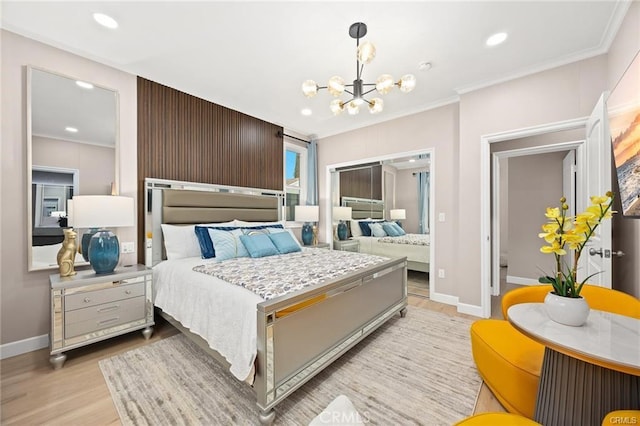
[330,152,431,294]
[27,67,118,271]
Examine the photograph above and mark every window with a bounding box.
[284,143,307,221]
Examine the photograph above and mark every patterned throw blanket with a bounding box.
[193,249,387,300]
[377,233,430,246]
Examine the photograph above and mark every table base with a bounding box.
[535,348,640,426]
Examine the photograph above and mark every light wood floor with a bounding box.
[1,296,505,425]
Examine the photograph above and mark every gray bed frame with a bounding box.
[145,178,408,424]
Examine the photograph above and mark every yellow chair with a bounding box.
[453,412,541,425]
[470,285,640,419]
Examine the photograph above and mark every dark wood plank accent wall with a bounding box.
[137,77,284,262]
[339,165,382,200]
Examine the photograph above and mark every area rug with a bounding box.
[99,307,481,425]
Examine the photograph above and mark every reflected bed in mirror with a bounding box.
[27,67,118,271]
[330,152,431,275]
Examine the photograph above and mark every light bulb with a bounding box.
[302,80,318,98]
[376,74,395,95]
[399,74,416,93]
[369,98,384,114]
[327,76,345,97]
[346,100,360,115]
[357,41,376,64]
[329,99,344,115]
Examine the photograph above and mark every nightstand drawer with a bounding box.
[65,282,145,311]
[65,296,145,338]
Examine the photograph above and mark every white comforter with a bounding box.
[153,257,262,381]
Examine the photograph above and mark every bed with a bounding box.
[145,178,408,424]
[342,198,430,273]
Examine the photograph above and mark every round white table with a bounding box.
[508,303,640,426]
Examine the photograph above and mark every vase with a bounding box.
[544,292,590,326]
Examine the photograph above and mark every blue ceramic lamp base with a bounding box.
[337,221,348,240]
[88,229,120,274]
[301,223,314,246]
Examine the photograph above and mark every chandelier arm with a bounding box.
[343,89,355,96]
[361,87,377,97]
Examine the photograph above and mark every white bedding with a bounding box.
[153,257,262,381]
[354,234,430,266]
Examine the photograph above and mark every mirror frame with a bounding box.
[26,65,120,271]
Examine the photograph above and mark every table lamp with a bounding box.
[72,195,135,274]
[390,209,406,227]
[295,205,319,246]
[333,206,352,241]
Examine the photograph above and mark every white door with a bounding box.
[581,93,612,288]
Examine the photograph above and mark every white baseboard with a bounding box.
[506,275,539,286]
[0,334,49,360]
[457,302,484,318]
[430,291,458,306]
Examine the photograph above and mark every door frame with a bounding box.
[491,140,584,296]
[480,117,588,318]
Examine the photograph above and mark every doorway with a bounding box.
[480,118,589,318]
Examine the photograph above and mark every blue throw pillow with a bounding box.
[195,224,283,259]
[208,228,249,261]
[239,234,279,258]
[368,222,387,237]
[358,221,373,237]
[392,222,406,235]
[382,223,400,237]
[268,232,302,254]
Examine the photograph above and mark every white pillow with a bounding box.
[350,220,363,237]
[161,221,235,260]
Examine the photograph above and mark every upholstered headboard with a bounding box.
[342,197,384,220]
[146,179,284,265]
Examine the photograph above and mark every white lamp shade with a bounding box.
[295,205,319,222]
[72,195,135,228]
[333,206,352,221]
[390,209,406,220]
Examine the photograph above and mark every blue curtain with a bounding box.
[418,171,429,234]
[306,139,318,205]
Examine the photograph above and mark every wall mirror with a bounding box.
[329,152,431,279]
[27,66,118,271]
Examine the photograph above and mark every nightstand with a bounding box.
[49,264,154,369]
[333,239,360,252]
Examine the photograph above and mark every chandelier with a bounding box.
[301,22,416,115]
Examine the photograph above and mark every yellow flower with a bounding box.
[545,207,561,219]
[590,195,610,205]
[563,231,586,250]
[575,210,599,226]
[540,241,566,255]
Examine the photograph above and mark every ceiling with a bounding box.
[1,1,630,140]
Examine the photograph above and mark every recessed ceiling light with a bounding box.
[301,108,312,116]
[65,127,78,133]
[409,159,416,162]
[93,12,118,29]
[486,32,508,47]
[76,80,94,89]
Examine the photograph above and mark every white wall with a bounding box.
[0,30,137,345]
[395,168,421,234]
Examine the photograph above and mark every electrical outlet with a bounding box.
[438,269,445,279]
[121,242,135,254]
[438,212,446,222]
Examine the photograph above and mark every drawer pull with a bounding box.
[125,290,132,295]
[97,305,120,313]
[84,297,91,303]
[98,317,120,326]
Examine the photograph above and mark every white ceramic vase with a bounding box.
[544,292,590,326]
